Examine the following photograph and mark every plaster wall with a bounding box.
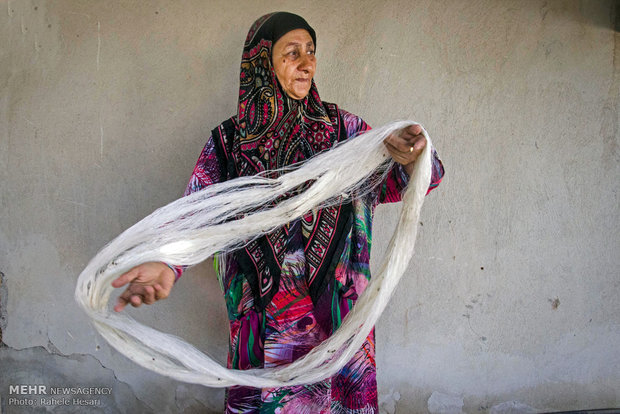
[0,1,618,413]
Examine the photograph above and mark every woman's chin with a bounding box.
[289,90,310,100]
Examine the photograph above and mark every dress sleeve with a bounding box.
[339,109,445,205]
[378,148,444,203]
[166,135,224,281]
[184,135,224,196]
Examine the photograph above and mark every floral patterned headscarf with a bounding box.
[212,12,352,310]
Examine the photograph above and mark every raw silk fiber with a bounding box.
[75,120,433,388]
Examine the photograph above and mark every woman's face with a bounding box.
[272,29,316,100]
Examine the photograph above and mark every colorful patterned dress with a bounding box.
[177,109,444,413]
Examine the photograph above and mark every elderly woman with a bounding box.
[113,12,443,413]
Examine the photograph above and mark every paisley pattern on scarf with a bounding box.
[214,13,352,311]
[236,13,331,174]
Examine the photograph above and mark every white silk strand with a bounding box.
[75,120,433,388]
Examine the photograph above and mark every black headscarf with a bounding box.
[248,12,316,50]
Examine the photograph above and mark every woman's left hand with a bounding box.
[383,124,427,175]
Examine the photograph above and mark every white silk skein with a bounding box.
[75,120,433,388]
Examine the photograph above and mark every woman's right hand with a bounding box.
[111,262,175,312]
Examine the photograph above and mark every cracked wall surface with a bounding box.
[0,346,151,413]
[1,1,618,413]
[0,272,7,345]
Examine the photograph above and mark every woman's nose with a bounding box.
[298,53,314,72]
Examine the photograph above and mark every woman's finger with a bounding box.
[114,295,129,312]
[154,284,170,300]
[385,135,424,154]
[141,285,156,305]
[384,136,426,165]
[396,125,422,141]
[130,294,143,307]
[385,132,425,154]
[384,141,409,164]
[111,267,139,288]
[410,135,427,152]
[406,124,423,136]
